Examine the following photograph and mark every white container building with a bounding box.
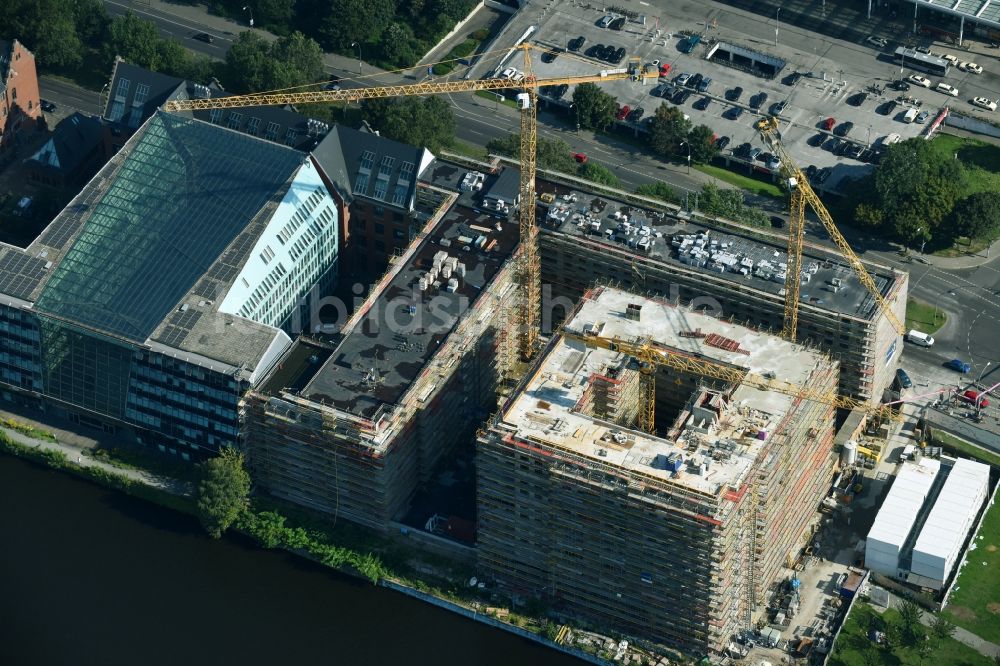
[910,458,990,589]
[866,459,941,577]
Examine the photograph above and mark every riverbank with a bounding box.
[0,425,645,665]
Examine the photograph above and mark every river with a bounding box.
[0,455,583,665]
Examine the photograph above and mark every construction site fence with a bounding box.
[379,580,607,666]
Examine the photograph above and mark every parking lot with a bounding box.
[475,0,999,191]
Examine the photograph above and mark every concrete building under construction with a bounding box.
[476,286,839,655]
[536,185,908,406]
[243,162,522,532]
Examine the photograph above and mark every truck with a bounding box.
[903,107,919,123]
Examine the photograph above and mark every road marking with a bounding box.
[104,0,233,42]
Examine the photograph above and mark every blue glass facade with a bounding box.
[0,304,245,457]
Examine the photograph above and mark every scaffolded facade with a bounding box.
[477,287,839,654]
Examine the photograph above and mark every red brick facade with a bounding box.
[0,39,42,154]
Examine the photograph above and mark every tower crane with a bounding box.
[561,327,897,434]
[164,45,640,362]
[754,117,906,341]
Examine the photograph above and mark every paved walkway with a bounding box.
[1,424,192,496]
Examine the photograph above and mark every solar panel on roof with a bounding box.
[0,251,49,299]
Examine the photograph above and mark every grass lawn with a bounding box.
[933,235,993,258]
[928,134,1000,197]
[447,140,488,161]
[931,430,1000,468]
[830,602,993,666]
[905,297,947,334]
[474,90,518,109]
[942,495,1000,643]
[695,164,784,198]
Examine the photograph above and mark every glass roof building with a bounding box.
[0,112,340,459]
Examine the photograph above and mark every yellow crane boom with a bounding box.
[562,328,894,430]
[164,45,637,365]
[754,117,906,340]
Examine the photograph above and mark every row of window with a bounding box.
[208,109,299,146]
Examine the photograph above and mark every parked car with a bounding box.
[693,96,711,110]
[568,36,585,51]
[714,135,730,150]
[848,91,868,106]
[915,110,930,123]
[726,106,743,120]
[845,143,865,159]
[676,73,692,86]
[659,63,672,78]
[936,82,959,97]
[805,164,817,179]
[959,61,983,74]
[834,140,851,156]
[541,48,562,63]
[834,121,854,137]
[734,142,752,157]
[749,92,767,109]
[572,152,588,163]
[679,35,701,54]
[726,86,743,102]
[945,358,972,373]
[972,96,998,111]
[821,117,836,131]
[688,73,704,89]
[866,36,889,48]
[808,133,825,147]
[609,16,627,30]
[674,89,692,104]
[881,132,901,146]
[908,74,932,88]
[612,47,626,63]
[586,44,605,57]
[500,67,518,79]
[890,79,910,91]
[597,13,616,27]
[697,77,712,93]
[782,71,802,86]
[895,368,913,389]
[878,100,898,115]
[962,390,991,408]
[941,53,959,65]
[615,105,631,120]
[601,45,617,60]
[906,330,934,346]
[39,99,56,112]
[629,107,645,121]
[814,166,832,183]
[770,100,788,115]
[747,147,762,161]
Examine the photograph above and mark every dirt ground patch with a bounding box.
[987,544,997,552]
[988,602,1000,615]
[949,606,979,622]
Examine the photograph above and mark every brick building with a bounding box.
[0,39,42,155]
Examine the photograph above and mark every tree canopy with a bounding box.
[196,447,251,539]
[362,96,456,153]
[635,182,680,205]
[648,104,692,159]
[485,134,578,173]
[571,83,616,131]
[0,0,106,68]
[698,183,769,227]
[579,162,620,187]
[225,31,325,94]
[951,191,1000,241]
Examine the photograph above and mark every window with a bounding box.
[391,183,408,207]
[228,112,243,129]
[372,179,388,200]
[374,223,385,235]
[133,83,150,106]
[127,107,144,129]
[374,205,384,217]
[115,77,130,100]
[360,150,375,171]
[209,109,223,125]
[246,117,261,135]
[265,122,279,141]
[398,161,414,182]
[353,173,370,195]
[378,156,395,179]
[284,128,298,146]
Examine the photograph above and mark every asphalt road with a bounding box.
[39,76,104,117]
[103,0,234,59]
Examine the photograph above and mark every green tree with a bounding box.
[362,96,456,153]
[687,124,718,164]
[485,134,577,173]
[648,104,692,159]
[916,637,935,665]
[105,12,162,70]
[698,183,769,227]
[897,599,924,646]
[571,83,616,131]
[952,191,1000,241]
[929,615,956,641]
[308,0,396,50]
[579,162,620,187]
[196,447,251,538]
[74,0,109,43]
[254,0,295,28]
[635,181,680,205]
[226,31,324,93]
[853,201,887,232]
[380,23,418,67]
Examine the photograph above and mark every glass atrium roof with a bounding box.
[34,112,304,342]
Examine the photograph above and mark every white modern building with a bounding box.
[866,459,941,577]
[910,458,991,589]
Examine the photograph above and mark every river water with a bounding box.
[0,455,582,665]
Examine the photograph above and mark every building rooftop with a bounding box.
[25,112,103,175]
[867,459,942,550]
[538,183,897,319]
[296,197,520,420]
[913,458,990,565]
[499,286,835,496]
[0,111,306,372]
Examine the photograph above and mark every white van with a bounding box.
[906,329,935,347]
[903,107,918,123]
